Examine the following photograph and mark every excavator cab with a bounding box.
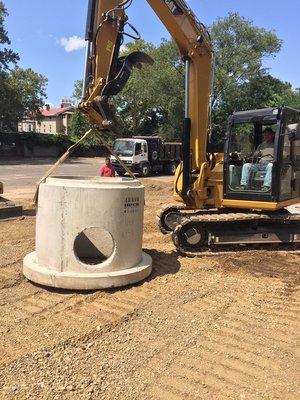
[224,107,300,207]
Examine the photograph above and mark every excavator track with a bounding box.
[158,205,300,257]
[173,212,300,257]
[156,203,188,234]
[157,204,250,234]
[157,203,231,234]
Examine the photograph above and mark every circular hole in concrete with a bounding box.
[74,227,115,265]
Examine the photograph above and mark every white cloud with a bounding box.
[60,36,86,52]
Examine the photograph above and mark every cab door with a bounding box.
[133,141,148,165]
[279,108,300,201]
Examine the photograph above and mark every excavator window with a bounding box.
[280,131,293,199]
[279,108,300,201]
[227,121,276,195]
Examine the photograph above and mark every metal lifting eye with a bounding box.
[121,22,141,40]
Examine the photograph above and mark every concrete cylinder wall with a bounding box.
[23,176,152,290]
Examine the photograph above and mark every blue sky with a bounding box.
[4,0,299,106]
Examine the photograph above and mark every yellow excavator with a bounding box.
[79,0,300,256]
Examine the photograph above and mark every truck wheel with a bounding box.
[152,150,158,161]
[139,163,150,177]
[166,162,177,175]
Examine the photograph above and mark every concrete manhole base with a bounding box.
[23,251,152,290]
[23,176,152,290]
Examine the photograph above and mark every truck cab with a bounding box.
[111,138,150,177]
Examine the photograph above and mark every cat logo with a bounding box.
[163,0,184,16]
[106,40,114,53]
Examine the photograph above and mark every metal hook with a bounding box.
[121,22,141,40]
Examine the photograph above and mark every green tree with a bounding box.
[288,89,300,109]
[0,1,18,71]
[211,12,284,134]
[68,109,90,140]
[0,3,47,131]
[72,80,83,103]
[0,68,47,131]
[113,39,184,140]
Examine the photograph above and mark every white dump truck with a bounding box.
[111,136,182,177]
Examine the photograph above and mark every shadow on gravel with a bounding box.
[29,249,180,295]
[102,249,180,294]
[30,281,99,296]
[145,249,180,278]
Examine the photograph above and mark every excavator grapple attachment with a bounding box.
[94,51,154,131]
[102,52,154,98]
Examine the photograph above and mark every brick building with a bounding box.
[18,100,74,135]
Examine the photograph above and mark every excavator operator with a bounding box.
[239,127,275,191]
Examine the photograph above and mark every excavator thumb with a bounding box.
[92,51,154,132]
[102,51,154,98]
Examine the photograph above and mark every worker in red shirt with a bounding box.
[100,157,116,177]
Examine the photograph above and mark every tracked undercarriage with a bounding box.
[158,204,300,257]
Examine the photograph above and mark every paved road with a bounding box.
[3,157,298,211]
[0,157,172,199]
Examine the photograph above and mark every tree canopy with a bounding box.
[111,39,184,140]
[289,89,300,109]
[0,2,47,132]
[73,80,83,103]
[68,109,90,140]
[211,12,284,134]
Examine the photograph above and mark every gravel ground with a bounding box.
[0,181,299,400]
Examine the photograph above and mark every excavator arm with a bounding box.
[79,0,219,208]
[79,0,154,130]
